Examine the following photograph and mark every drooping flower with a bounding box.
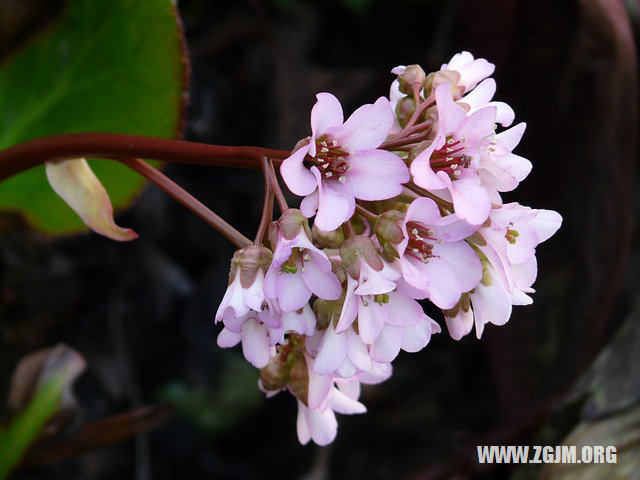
[410,82,497,225]
[264,209,341,312]
[215,246,273,325]
[217,309,280,368]
[334,236,423,356]
[280,93,410,231]
[439,51,495,94]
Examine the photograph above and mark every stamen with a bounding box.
[338,176,346,183]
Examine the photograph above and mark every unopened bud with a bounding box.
[312,223,344,249]
[229,245,273,288]
[395,96,416,128]
[259,350,291,392]
[397,64,426,95]
[287,354,309,406]
[423,70,463,100]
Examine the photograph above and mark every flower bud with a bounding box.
[339,235,383,279]
[312,223,344,249]
[395,96,416,128]
[397,64,426,95]
[374,211,405,261]
[287,353,309,406]
[423,70,463,100]
[229,245,273,288]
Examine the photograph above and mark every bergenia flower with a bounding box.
[217,309,280,368]
[440,51,495,94]
[215,246,273,324]
[396,197,481,308]
[335,236,423,350]
[280,93,410,231]
[410,82,497,225]
[459,78,515,127]
[264,209,341,312]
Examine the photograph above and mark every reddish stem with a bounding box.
[0,133,290,181]
[120,158,251,248]
[255,158,274,245]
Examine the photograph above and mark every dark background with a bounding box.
[1,0,639,478]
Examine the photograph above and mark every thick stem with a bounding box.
[267,159,288,212]
[404,182,454,210]
[355,203,378,224]
[255,158,274,245]
[0,133,290,181]
[342,221,355,239]
[395,91,435,139]
[380,129,432,150]
[121,158,251,248]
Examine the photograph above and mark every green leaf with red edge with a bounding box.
[0,0,188,234]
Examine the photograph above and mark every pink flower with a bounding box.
[215,246,273,327]
[477,123,532,200]
[394,197,482,309]
[307,323,372,378]
[264,210,341,312]
[217,309,280,368]
[441,51,495,94]
[335,237,423,349]
[410,83,497,225]
[459,78,515,127]
[280,93,410,231]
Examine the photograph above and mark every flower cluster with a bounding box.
[215,52,562,446]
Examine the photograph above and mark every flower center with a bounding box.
[505,227,519,244]
[429,136,471,177]
[311,137,351,182]
[279,248,311,274]
[405,221,441,263]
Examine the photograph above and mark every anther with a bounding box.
[411,228,418,235]
[325,172,333,177]
[447,138,455,145]
[454,170,461,175]
[338,176,346,183]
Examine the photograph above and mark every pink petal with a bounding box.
[302,258,342,301]
[346,328,372,372]
[215,276,249,322]
[242,270,265,312]
[296,400,312,445]
[404,197,442,226]
[370,324,403,363]
[358,362,392,384]
[472,272,512,335]
[335,275,359,332]
[306,355,334,409]
[343,150,409,201]
[491,101,515,127]
[311,93,344,153]
[357,300,388,344]
[217,328,241,348]
[512,256,538,289]
[335,357,358,378]
[401,315,437,352]
[440,174,491,225]
[336,379,361,400]
[456,106,496,148]
[410,142,448,190]
[330,389,367,414]
[311,167,355,232]
[313,326,348,375]
[433,213,479,242]
[282,303,316,336]
[241,320,271,368]
[434,83,466,135]
[461,78,496,108]
[431,241,482,293]
[329,97,394,151]
[495,153,532,183]
[445,307,474,340]
[530,209,562,243]
[46,159,138,241]
[280,143,316,196]
[422,256,463,309]
[496,123,526,151]
[300,190,320,218]
[277,270,312,312]
[385,292,422,326]
[306,406,338,446]
[354,262,396,296]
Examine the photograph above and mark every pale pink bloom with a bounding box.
[410,83,497,225]
[479,203,562,293]
[459,78,514,127]
[441,51,495,93]
[477,123,532,200]
[215,268,267,324]
[335,257,423,347]
[394,197,482,309]
[264,212,341,312]
[280,93,409,231]
[216,309,280,368]
[445,204,562,339]
[370,314,441,363]
[296,359,392,446]
[307,324,372,378]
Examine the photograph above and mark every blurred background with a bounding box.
[0,0,639,478]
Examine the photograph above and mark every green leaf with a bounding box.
[0,374,67,479]
[0,0,187,234]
